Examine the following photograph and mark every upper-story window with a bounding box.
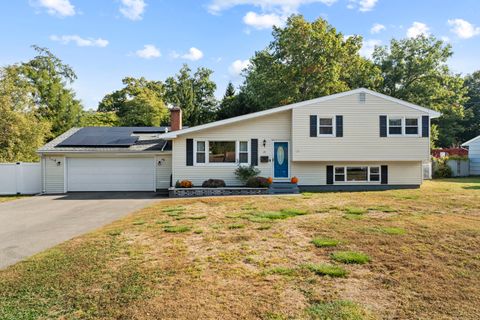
[318,117,335,136]
[388,116,420,136]
[388,117,403,135]
[405,118,419,135]
[194,140,249,165]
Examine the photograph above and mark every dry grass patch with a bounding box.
[1,179,480,319]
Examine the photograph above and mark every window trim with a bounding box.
[387,116,421,137]
[317,115,336,137]
[193,139,250,166]
[333,165,381,184]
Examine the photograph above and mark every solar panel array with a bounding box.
[57,127,168,147]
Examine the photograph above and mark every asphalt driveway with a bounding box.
[0,192,162,269]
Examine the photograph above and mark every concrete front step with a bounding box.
[269,182,300,194]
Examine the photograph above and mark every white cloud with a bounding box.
[229,59,251,76]
[406,22,430,38]
[120,0,146,21]
[181,47,204,61]
[359,39,381,58]
[31,0,75,17]
[348,0,378,12]
[207,0,337,15]
[243,11,284,29]
[50,35,109,47]
[448,18,480,39]
[135,44,161,59]
[370,23,385,34]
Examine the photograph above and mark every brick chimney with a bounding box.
[170,106,182,131]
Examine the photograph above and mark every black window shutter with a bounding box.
[422,116,429,137]
[310,115,317,137]
[336,115,343,137]
[379,115,387,137]
[186,139,193,166]
[381,165,388,184]
[326,165,334,185]
[251,139,258,166]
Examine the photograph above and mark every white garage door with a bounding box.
[67,158,155,191]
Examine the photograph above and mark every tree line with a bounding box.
[1,15,480,163]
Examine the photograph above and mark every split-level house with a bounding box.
[38,88,440,194]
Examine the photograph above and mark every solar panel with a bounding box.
[57,127,168,147]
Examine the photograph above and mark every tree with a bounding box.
[165,64,217,126]
[372,36,468,147]
[239,15,382,110]
[98,77,168,126]
[0,66,50,162]
[463,71,480,142]
[20,45,82,139]
[216,82,237,120]
[79,111,119,127]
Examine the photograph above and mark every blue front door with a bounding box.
[274,142,289,178]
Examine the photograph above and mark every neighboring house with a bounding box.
[461,135,480,175]
[38,88,441,194]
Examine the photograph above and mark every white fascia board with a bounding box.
[461,135,480,146]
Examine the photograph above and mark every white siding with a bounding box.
[156,154,172,189]
[292,93,430,161]
[172,111,291,186]
[468,143,480,175]
[291,161,422,186]
[43,156,65,194]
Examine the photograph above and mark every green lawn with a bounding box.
[1,178,479,319]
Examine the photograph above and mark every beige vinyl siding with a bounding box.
[292,93,430,162]
[156,154,172,189]
[172,111,291,186]
[43,155,65,194]
[291,161,422,185]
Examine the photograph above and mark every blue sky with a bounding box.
[1,0,479,109]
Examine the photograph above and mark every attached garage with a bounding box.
[67,157,155,192]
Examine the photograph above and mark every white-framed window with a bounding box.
[194,140,249,165]
[333,166,381,183]
[335,167,345,182]
[318,116,335,136]
[405,118,419,135]
[239,141,249,164]
[369,166,380,181]
[387,116,421,137]
[346,167,368,182]
[196,141,206,163]
[388,117,403,135]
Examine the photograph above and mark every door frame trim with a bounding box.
[272,141,290,180]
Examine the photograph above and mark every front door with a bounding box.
[274,142,289,179]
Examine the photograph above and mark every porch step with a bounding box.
[269,182,300,195]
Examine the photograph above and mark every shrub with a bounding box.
[176,180,193,188]
[433,157,452,178]
[235,165,261,184]
[246,176,271,188]
[202,179,226,188]
[331,251,370,264]
[306,263,347,277]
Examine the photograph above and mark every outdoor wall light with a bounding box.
[157,159,165,166]
[263,139,267,148]
[56,161,61,166]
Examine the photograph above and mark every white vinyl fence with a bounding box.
[0,163,42,195]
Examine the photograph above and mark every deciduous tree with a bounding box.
[373,36,468,147]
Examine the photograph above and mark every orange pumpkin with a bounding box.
[291,176,299,184]
[267,177,273,184]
